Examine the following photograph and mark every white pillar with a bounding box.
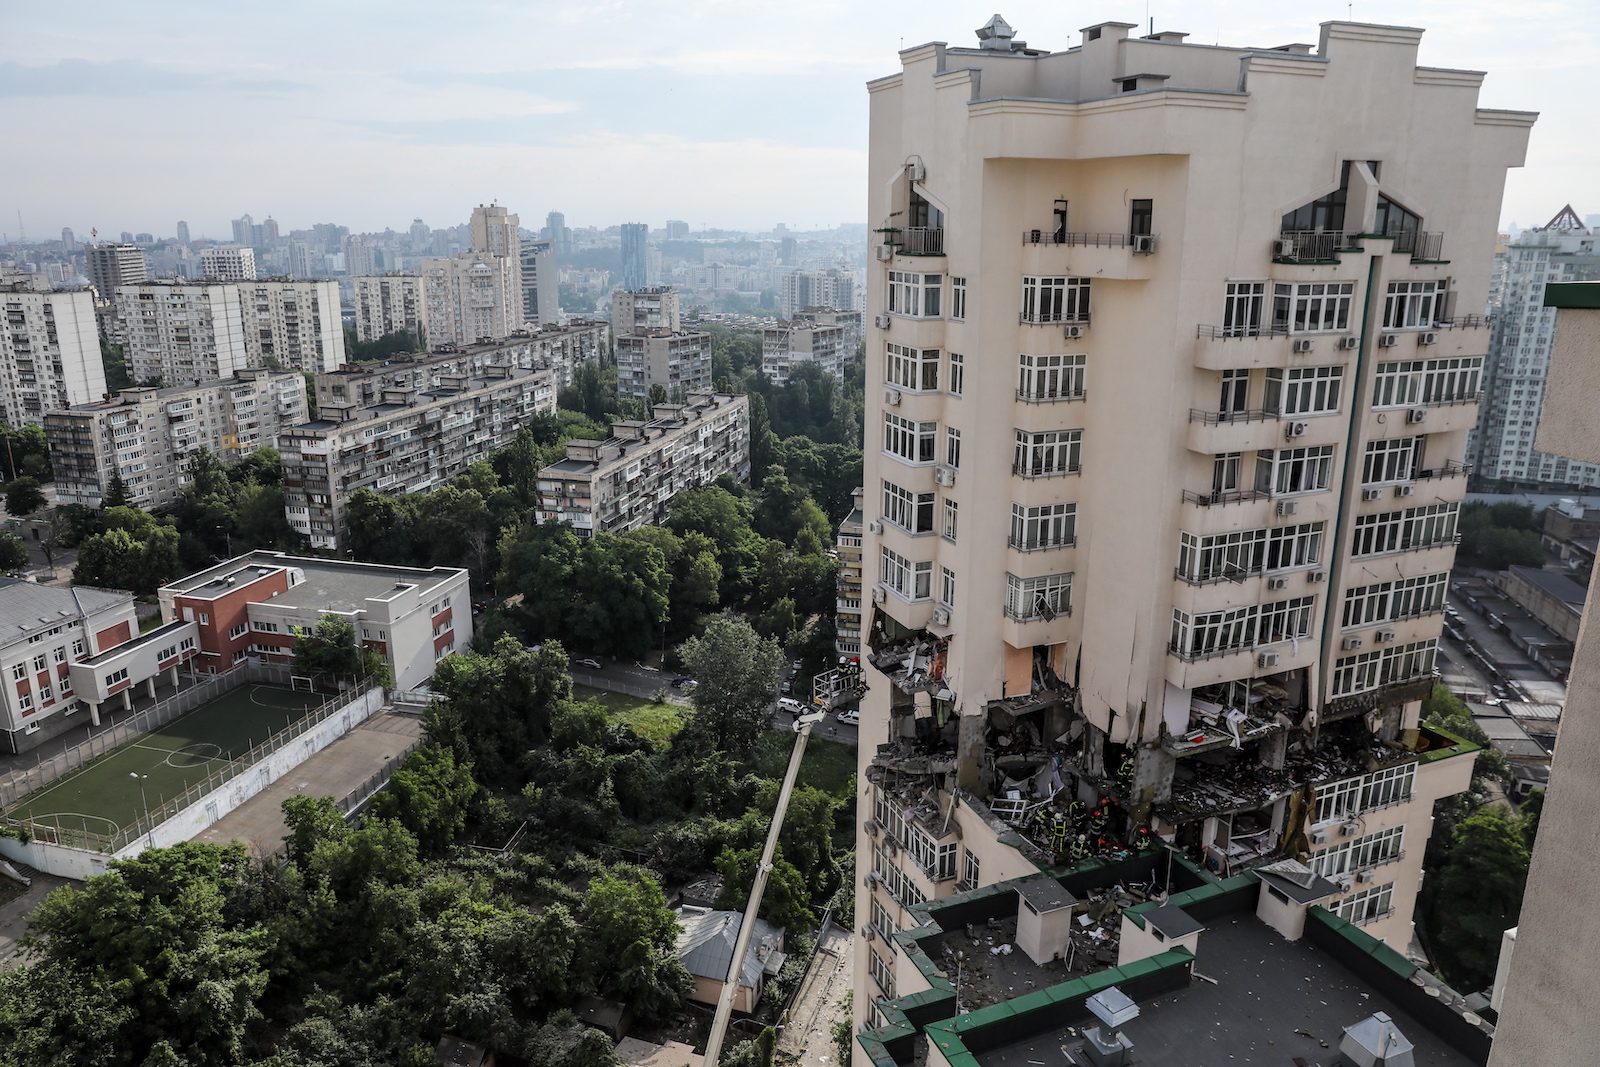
[145,676,157,699]
[89,701,102,727]
[120,690,132,712]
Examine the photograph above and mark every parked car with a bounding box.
[836,708,860,726]
[778,697,806,715]
[576,658,603,670]
[791,660,803,671]
[671,677,697,689]
[780,679,793,694]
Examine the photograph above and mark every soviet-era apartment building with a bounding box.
[850,16,1533,1051]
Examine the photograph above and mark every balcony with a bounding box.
[1391,230,1445,262]
[1181,488,1271,508]
[1019,231,1156,281]
[1414,459,1471,483]
[1185,408,1286,454]
[882,227,944,256]
[1015,386,1086,405]
[1192,325,1339,371]
[1274,231,1362,263]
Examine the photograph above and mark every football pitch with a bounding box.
[4,684,321,840]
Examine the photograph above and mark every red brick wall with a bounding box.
[176,569,290,667]
[94,620,131,652]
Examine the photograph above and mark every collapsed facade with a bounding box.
[852,16,1532,1054]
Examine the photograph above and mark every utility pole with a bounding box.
[701,708,825,1065]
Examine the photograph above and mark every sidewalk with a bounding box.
[0,868,70,972]
[778,921,855,1067]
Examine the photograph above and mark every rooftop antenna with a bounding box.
[15,210,24,244]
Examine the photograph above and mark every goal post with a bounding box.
[290,675,317,693]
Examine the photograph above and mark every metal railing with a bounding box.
[1435,315,1491,329]
[896,227,944,255]
[1007,535,1077,552]
[1393,230,1445,261]
[1011,462,1081,478]
[1188,407,1274,425]
[1018,312,1092,326]
[1016,388,1087,404]
[337,737,424,816]
[1167,640,1257,663]
[1182,488,1272,507]
[1022,230,1151,248]
[1277,231,1362,262]
[1197,324,1292,340]
[1415,460,1471,481]
[1421,390,1485,408]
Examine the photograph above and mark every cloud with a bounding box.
[0,58,304,97]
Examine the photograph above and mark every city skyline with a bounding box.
[3,1,1594,238]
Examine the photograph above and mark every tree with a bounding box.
[102,468,130,508]
[566,533,671,659]
[281,794,349,863]
[345,487,421,566]
[72,515,180,595]
[368,744,478,855]
[678,614,785,758]
[3,476,45,518]
[1520,788,1545,851]
[426,637,572,786]
[0,532,28,573]
[497,520,581,638]
[1424,806,1530,991]
[292,614,392,687]
[1422,684,1510,790]
[581,870,692,1024]
[714,846,815,933]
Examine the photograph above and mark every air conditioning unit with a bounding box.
[861,925,875,940]
[1406,407,1428,424]
[1342,820,1362,837]
[867,520,884,535]
[1273,238,1296,257]
[1336,874,1355,891]
[1378,333,1399,348]
[1375,628,1397,643]
[864,821,880,837]
[1356,869,1376,885]
[875,313,891,328]
[1342,636,1365,651]
[1267,576,1288,590]
[1292,338,1315,354]
[906,161,926,182]
[934,466,955,487]
[1258,651,1281,669]
[1394,484,1414,498]
[1276,500,1298,517]
[1132,234,1157,254]
[875,244,895,262]
[872,585,888,603]
[885,837,899,855]
[1310,828,1331,846]
[1362,487,1383,501]
[1418,331,1439,346]
[931,608,951,626]
[864,872,882,887]
[1337,335,1360,350]
[1063,324,1086,339]
[1286,421,1309,438]
[884,387,901,406]
[1308,570,1327,583]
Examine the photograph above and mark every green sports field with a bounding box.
[5,684,321,840]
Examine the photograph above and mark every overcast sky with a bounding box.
[2,1,1593,240]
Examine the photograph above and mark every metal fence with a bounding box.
[0,662,297,810]
[1,679,377,855]
[336,738,424,816]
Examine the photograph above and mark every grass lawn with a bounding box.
[572,684,684,745]
[752,732,858,799]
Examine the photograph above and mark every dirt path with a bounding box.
[778,922,854,1066]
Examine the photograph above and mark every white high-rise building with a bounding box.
[85,243,147,301]
[353,274,426,344]
[781,268,859,317]
[421,254,520,347]
[849,16,1532,1058]
[115,282,248,387]
[237,278,344,373]
[0,277,105,427]
[199,245,258,282]
[520,239,558,326]
[1471,206,1600,487]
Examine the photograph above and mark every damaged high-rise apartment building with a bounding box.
[852,15,1533,1048]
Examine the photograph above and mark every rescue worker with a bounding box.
[1069,833,1091,861]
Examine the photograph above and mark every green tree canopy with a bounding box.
[367,743,478,856]
[1424,806,1530,991]
[3,476,46,517]
[0,532,28,573]
[678,614,785,758]
[291,614,392,687]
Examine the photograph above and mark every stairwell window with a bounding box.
[948,352,965,396]
[1017,353,1086,400]
[945,428,962,469]
[1383,280,1438,329]
[939,567,956,607]
[1256,445,1334,495]
[886,343,940,391]
[889,271,943,318]
[1264,366,1343,416]
[950,277,967,320]
[1273,282,1354,332]
[943,500,958,542]
[1020,276,1091,324]
[1013,429,1082,477]
[1010,502,1077,550]
[1223,281,1266,337]
[1005,572,1072,621]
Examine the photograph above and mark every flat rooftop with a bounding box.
[163,552,462,610]
[977,917,1475,1067]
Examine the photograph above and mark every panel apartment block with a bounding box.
[611,288,711,401]
[85,243,148,301]
[421,253,520,348]
[199,245,257,282]
[46,369,308,510]
[534,393,750,537]
[279,361,556,550]
[851,18,1533,1040]
[762,313,849,384]
[237,278,344,373]
[1,279,104,427]
[116,281,249,387]
[353,274,427,343]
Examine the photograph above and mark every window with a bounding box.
[1005,572,1072,621]
[1310,827,1405,877]
[229,623,248,639]
[870,898,896,941]
[873,846,925,909]
[1362,438,1418,485]
[959,849,981,893]
[1264,366,1343,415]
[945,428,962,469]
[1220,369,1249,413]
[950,277,967,320]
[1130,199,1153,236]
[1223,282,1266,337]
[1351,503,1458,557]
[38,684,52,702]
[1013,429,1082,477]
[1017,353,1086,401]
[32,655,46,673]
[72,638,85,656]
[1373,357,1483,407]
[1256,446,1335,495]
[939,567,956,607]
[1177,523,1324,582]
[1258,596,1316,643]
[18,693,31,712]
[1020,276,1091,323]
[883,413,937,464]
[885,343,940,391]
[52,647,66,664]
[1332,640,1437,695]
[9,663,24,682]
[1273,282,1354,332]
[948,351,965,395]
[1383,280,1438,329]
[1334,882,1394,926]
[882,481,934,533]
[1010,503,1077,550]
[881,547,932,601]
[104,667,129,687]
[1342,573,1447,628]
[1213,452,1241,493]
[869,949,896,997]
[942,499,958,542]
[1169,596,1313,659]
[180,637,195,651]
[1316,764,1415,822]
[252,621,279,632]
[888,271,942,318]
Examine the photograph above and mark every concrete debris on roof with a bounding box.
[673,907,784,990]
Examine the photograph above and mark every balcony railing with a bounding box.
[1188,407,1274,425]
[1414,459,1471,481]
[1197,324,1291,340]
[1182,488,1272,507]
[1012,461,1081,478]
[1019,311,1091,326]
[1022,230,1154,250]
[897,227,944,255]
[1168,640,1256,663]
[1392,230,1445,261]
[1007,535,1077,552]
[1276,231,1362,262]
[1016,388,1087,404]
[1435,314,1492,329]
[1422,390,1485,408]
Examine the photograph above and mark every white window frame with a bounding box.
[1017,352,1087,402]
[1383,280,1438,329]
[1273,281,1354,333]
[938,566,956,608]
[949,277,967,320]
[888,271,943,319]
[1334,882,1395,926]
[1351,503,1458,558]
[948,351,965,396]
[1013,429,1082,477]
[883,413,938,464]
[880,546,932,602]
[1311,827,1406,878]
[1020,276,1091,324]
[1264,365,1343,416]
[1004,572,1073,621]
[1223,281,1266,337]
[1332,640,1436,696]
[1362,437,1418,485]
[885,343,940,391]
[945,427,962,469]
[1010,502,1077,551]
[1256,445,1334,495]
[942,499,958,542]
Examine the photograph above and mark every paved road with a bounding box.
[1445,591,1568,706]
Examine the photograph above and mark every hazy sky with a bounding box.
[2,1,1594,239]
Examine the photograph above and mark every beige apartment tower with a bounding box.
[353,274,426,343]
[0,279,105,427]
[851,17,1533,1053]
[237,278,344,373]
